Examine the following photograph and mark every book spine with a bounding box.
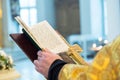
[22,29,42,51]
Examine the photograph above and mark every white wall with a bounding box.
[79,0,103,37]
[79,0,91,34]
[2,0,19,48]
[106,0,120,41]
[37,0,56,28]
[90,0,103,37]
[79,0,120,41]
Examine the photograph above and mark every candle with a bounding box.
[92,43,97,48]
[98,37,102,42]
[104,40,108,44]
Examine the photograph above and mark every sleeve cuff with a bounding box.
[48,59,67,80]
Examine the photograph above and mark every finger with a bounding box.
[35,66,43,73]
[38,56,41,61]
[37,51,42,57]
[35,66,39,72]
[35,66,47,78]
[34,60,40,68]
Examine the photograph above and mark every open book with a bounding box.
[10,16,87,65]
[15,16,69,54]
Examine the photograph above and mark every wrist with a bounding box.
[48,59,66,80]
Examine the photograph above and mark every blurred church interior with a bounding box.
[0,0,120,80]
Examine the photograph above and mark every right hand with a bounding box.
[34,49,62,78]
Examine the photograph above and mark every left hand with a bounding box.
[34,48,62,78]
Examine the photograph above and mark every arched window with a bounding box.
[19,0,37,32]
[19,0,37,26]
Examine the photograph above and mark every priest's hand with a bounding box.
[34,49,62,78]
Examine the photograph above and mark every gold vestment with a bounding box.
[58,36,120,80]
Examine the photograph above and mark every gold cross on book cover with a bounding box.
[10,16,88,65]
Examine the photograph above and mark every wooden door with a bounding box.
[55,0,80,38]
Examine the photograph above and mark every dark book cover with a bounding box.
[10,33,75,63]
[10,16,81,64]
[10,33,40,62]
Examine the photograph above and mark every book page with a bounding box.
[15,16,69,54]
[15,16,41,47]
[30,21,69,53]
